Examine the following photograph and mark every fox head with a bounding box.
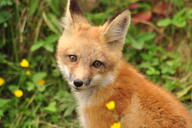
[56,0,131,91]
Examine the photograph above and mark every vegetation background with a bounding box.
[0,0,192,127]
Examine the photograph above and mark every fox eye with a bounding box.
[68,55,77,62]
[92,60,103,68]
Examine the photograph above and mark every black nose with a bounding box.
[73,80,83,87]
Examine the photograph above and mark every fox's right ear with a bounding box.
[62,0,88,30]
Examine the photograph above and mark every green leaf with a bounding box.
[44,34,59,43]
[173,9,187,20]
[146,67,160,75]
[30,40,44,52]
[44,43,54,52]
[139,62,151,69]
[43,34,59,52]
[31,34,59,52]
[37,85,46,92]
[163,81,180,91]
[50,0,60,16]
[0,0,13,7]
[172,18,186,28]
[127,35,144,49]
[26,82,35,91]
[32,72,47,83]
[187,9,192,19]
[157,18,172,27]
[42,12,61,34]
[176,85,192,98]
[48,13,61,31]
[0,109,4,117]
[8,85,18,92]
[52,69,61,77]
[127,32,156,50]
[0,98,9,107]
[137,32,156,42]
[172,9,187,27]
[161,66,175,74]
[29,0,39,16]
[0,11,12,24]
[138,3,151,10]
[171,0,184,7]
[64,105,76,117]
[44,101,57,113]
[86,13,107,25]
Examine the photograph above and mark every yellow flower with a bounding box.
[14,89,23,98]
[0,77,5,86]
[106,101,115,110]
[37,80,46,85]
[20,59,30,68]
[25,70,31,75]
[110,122,121,128]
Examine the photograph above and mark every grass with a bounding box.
[0,0,191,127]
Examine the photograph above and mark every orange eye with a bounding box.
[68,55,77,62]
[92,60,103,68]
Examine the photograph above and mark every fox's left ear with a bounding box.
[62,0,88,30]
[103,10,131,50]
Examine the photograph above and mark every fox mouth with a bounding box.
[71,86,91,92]
[70,82,96,92]
[72,87,84,91]
[72,84,93,90]
[72,86,97,93]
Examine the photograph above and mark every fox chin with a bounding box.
[56,0,192,128]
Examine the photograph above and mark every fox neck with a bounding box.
[73,87,97,107]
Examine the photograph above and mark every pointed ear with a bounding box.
[62,0,88,30]
[103,10,131,49]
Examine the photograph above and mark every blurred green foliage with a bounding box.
[0,0,192,127]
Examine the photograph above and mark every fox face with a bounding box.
[57,0,130,91]
[57,34,117,90]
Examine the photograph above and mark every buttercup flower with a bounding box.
[25,70,31,75]
[0,77,5,86]
[110,122,121,128]
[37,80,46,85]
[20,59,30,68]
[106,101,115,110]
[14,89,23,98]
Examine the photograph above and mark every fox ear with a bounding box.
[103,10,131,49]
[62,0,88,30]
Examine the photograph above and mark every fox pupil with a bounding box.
[92,60,103,68]
[68,55,77,62]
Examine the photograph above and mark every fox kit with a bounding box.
[56,0,192,128]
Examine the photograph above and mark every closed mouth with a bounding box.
[72,86,86,92]
[71,85,86,90]
[71,84,96,92]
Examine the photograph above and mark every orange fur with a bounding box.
[56,0,192,128]
[78,61,192,128]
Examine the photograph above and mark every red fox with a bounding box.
[56,0,192,128]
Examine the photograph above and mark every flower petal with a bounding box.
[20,59,30,68]
[106,101,115,110]
[14,89,23,98]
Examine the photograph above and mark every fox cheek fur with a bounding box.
[56,0,192,128]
